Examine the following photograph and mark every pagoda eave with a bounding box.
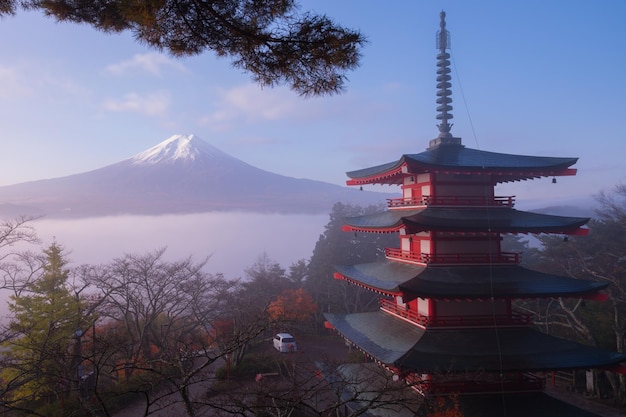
[345,167,578,187]
[406,166,578,181]
[343,208,590,234]
[403,225,590,236]
[341,224,402,234]
[346,165,406,186]
[324,311,626,374]
[336,261,609,300]
[346,150,579,185]
[333,272,400,297]
[341,224,590,237]
[493,168,577,184]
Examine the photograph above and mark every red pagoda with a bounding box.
[324,11,626,416]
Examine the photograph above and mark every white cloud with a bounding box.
[105,53,187,76]
[200,84,333,130]
[222,85,296,121]
[102,91,170,116]
[0,65,33,98]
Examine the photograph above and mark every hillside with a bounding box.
[0,135,395,218]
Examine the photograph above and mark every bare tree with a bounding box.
[75,248,272,417]
[525,184,626,402]
[194,355,426,417]
[0,216,39,256]
[0,216,42,414]
[0,215,40,290]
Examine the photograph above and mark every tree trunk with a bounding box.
[179,381,196,417]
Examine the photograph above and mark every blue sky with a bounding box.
[1,1,625,207]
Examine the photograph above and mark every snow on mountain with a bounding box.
[0,134,395,218]
[131,134,235,165]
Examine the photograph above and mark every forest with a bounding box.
[0,185,623,416]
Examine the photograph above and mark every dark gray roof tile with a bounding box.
[347,147,577,179]
[344,207,589,234]
[335,261,608,298]
[324,311,626,373]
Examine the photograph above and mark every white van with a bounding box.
[273,333,297,352]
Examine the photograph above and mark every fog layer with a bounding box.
[32,212,329,278]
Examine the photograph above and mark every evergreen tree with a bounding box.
[240,252,292,312]
[501,234,542,268]
[287,259,308,287]
[306,202,395,316]
[2,242,93,409]
[1,0,364,96]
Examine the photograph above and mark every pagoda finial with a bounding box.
[437,10,450,51]
[429,10,462,149]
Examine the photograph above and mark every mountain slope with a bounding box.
[0,135,395,218]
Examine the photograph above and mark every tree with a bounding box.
[76,248,270,417]
[1,242,95,413]
[424,394,464,417]
[501,234,542,268]
[1,0,365,96]
[0,216,41,313]
[84,249,214,377]
[240,252,293,312]
[268,288,317,324]
[287,259,308,287]
[306,202,395,316]
[0,215,39,261]
[199,355,426,417]
[0,216,40,291]
[529,184,626,402]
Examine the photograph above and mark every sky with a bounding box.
[1,1,625,208]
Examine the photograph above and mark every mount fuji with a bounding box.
[0,134,395,218]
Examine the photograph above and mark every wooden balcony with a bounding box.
[385,248,521,265]
[379,298,533,328]
[387,195,515,208]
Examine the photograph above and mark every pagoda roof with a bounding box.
[320,363,601,417]
[324,311,626,373]
[452,392,603,417]
[334,261,608,299]
[343,207,589,235]
[346,146,578,186]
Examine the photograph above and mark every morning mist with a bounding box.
[32,212,329,279]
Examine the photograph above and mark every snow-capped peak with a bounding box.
[130,134,232,165]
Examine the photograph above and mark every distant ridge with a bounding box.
[0,134,396,218]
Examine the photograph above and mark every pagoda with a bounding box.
[324,11,626,416]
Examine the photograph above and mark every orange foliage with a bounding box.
[211,319,234,337]
[268,288,317,322]
[426,394,464,417]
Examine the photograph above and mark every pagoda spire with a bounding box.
[429,10,462,149]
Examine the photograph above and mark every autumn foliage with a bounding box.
[426,394,465,417]
[268,288,317,322]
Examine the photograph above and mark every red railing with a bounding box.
[387,195,515,208]
[406,373,545,395]
[384,248,427,263]
[384,248,521,265]
[387,196,426,207]
[379,298,533,328]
